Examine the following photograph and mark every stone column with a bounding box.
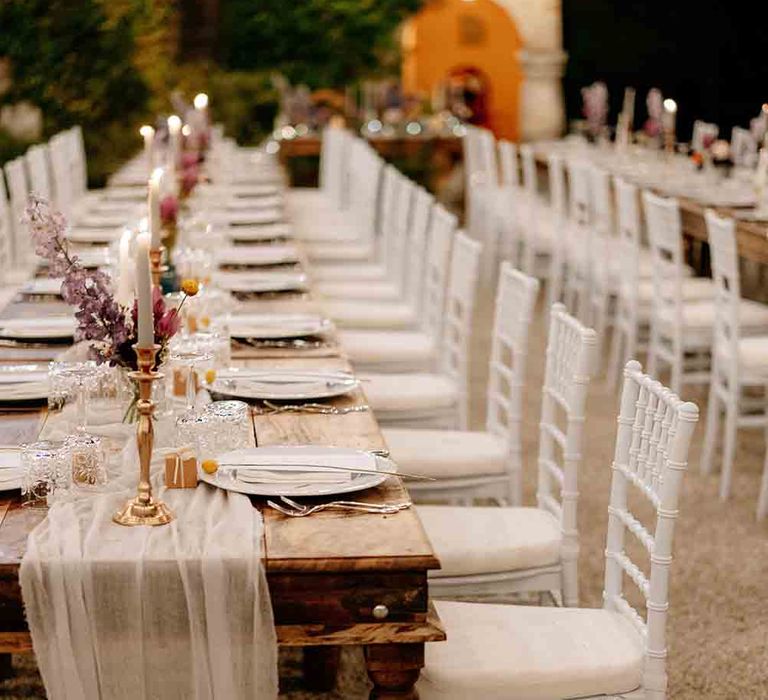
[518,48,568,141]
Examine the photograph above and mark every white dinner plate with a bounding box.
[229,313,333,339]
[226,196,283,211]
[20,278,64,297]
[200,445,392,497]
[224,223,293,241]
[0,365,50,405]
[216,244,299,267]
[0,450,23,491]
[214,270,307,293]
[210,368,359,401]
[216,209,284,227]
[66,226,123,244]
[0,316,76,340]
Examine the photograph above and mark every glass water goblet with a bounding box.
[21,440,70,508]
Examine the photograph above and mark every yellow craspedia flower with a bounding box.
[204,368,217,384]
[201,458,218,474]
[200,315,211,328]
[181,278,200,296]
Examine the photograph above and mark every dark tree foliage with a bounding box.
[219,0,424,87]
[0,0,150,184]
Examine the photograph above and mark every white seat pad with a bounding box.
[659,298,768,331]
[417,505,560,576]
[383,429,506,479]
[312,263,387,282]
[305,241,373,262]
[716,335,768,377]
[323,301,417,330]
[362,373,457,412]
[636,276,714,302]
[417,601,643,700]
[317,279,401,301]
[339,330,435,365]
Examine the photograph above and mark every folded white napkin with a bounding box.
[0,316,75,339]
[216,244,298,266]
[21,278,64,296]
[214,270,307,292]
[0,450,22,479]
[228,313,327,337]
[224,223,293,241]
[226,195,283,211]
[0,369,48,384]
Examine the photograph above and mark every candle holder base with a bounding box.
[113,497,174,526]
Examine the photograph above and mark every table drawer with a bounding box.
[269,571,428,625]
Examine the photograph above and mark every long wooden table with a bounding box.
[0,277,444,697]
[534,150,768,265]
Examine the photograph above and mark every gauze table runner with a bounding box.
[19,429,278,699]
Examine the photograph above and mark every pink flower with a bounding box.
[160,195,179,226]
[181,152,199,168]
[181,165,199,196]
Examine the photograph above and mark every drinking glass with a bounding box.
[204,400,253,451]
[66,434,108,489]
[48,361,102,432]
[21,440,70,508]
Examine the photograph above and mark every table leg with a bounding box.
[365,642,423,700]
[302,645,340,692]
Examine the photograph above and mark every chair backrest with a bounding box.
[69,126,88,198]
[566,159,591,226]
[0,176,14,279]
[497,140,520,188]
[49,132,75,217]
[604,360,698,698]
[348,140,383,242]
[691,120,719,152]
[440,230,482,429]
[463,125,497,188]
[536,302,598,601]
[614,177,642,309]
[25,144,53,201]
[387,173,415,287]
[705,210,741,379]
[547,153,566,219]
[486,264,539,501]
[519,144,538,198]
[318,126,349,208]
[378,164,401,248]
[642,190,685,331]
[588,164,614,237]
[401,187,434,311]
[3,157,30,267]
[421,204,457,342]
[730,126,757,168]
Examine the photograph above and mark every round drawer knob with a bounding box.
[372,604,389,620]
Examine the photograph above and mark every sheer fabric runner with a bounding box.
[19,433,278,700]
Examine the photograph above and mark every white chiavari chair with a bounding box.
[493,140,525,273]
[381,264,539,504]
[3,157,34,270]
[320,193,452,332]
[731,126,758,168]
[691,119,719,152]
[0,175,15,288]
[361,230,481,429]
[302,139,383,260]
[25,144,54,202]
[69,126,89,200]
[643,191,768,395]
[700,211,768,507]
[415,302,596,605]
[517,143,554,279]
[563,158,592,320]
[417,360,699,700]
[313,164,407,292]
[337,190,443,372]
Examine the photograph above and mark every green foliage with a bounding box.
[0,0,152,185]
[219,0,424,88]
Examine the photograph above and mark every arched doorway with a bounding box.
[401,0,523,140]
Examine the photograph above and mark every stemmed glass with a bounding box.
[49,361,101,433]
[169,346,214,415]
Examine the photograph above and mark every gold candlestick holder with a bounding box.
[113,344,174,527]
[149,245,168,287]
[664,129,676,155]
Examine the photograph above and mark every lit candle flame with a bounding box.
[194,93,209,110]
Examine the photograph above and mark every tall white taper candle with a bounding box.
[148,168,163,249]
[135,232,154,348]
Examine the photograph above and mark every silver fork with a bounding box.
[255,401,370,415]
[267,496,411,517]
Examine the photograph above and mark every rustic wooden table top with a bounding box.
[0,275,444,657]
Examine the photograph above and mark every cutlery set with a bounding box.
[253,400,370,415]
[267,495,412,517]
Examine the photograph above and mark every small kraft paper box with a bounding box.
[165,447,198,489]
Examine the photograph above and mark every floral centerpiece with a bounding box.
[23,195,194,371]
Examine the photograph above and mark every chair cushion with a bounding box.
[312,263,387,282]
[340,330,435,365]
[383,429,506,479]
[305,241,373,262]
[636,276,715,302]
[362,373,457,412]
[418,601,643,700]
[323,301,417,330]
[716,335,768,377]
[417,505,560,577]
[317,279,401,301]
[658,298,768,331]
